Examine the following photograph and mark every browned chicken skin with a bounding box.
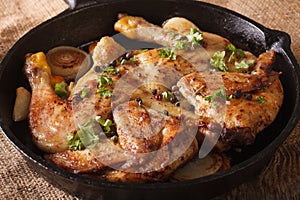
[24,37,126,153]
[115,15,284,148]
[24,53,76,153]
[178,71,283,147]
[24,15,283,182]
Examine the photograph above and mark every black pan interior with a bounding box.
[0,0,299,199]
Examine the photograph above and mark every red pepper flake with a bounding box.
[154,94,162,101]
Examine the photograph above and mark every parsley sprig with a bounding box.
[97,87,113,98]
[97,74,113,98]
[158,48,176,60]
[103,66,120,74]
[204,87,233,103]
[210,43,255,72]
[257,96,266,104]
[210,51,228,72]
[159,28,204,60]
[67,118,99,150]
[186,28,203,48]
[204,87,227,102]
[67,132,85,150]
[225,43,246,62]
[162,91,174,100]
[54,82,68,98]
[235,59,255,70]
[95,116,115,136]
[98,74,113,87]
[66,116,118,151]
[80,87,90,99]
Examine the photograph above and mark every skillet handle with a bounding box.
[63,0,110,10]
[265,29,300,69]
[265,30,291,52]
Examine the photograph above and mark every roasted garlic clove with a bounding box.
[162,17,200,35]
[13,87,31,122]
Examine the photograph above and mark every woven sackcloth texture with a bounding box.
[0,0,299,199]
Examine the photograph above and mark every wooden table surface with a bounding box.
[0,0,299,199]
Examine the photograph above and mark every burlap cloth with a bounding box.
[0,0,299,199]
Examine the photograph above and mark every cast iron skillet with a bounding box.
[1,0,300,199]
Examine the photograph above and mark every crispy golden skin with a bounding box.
[177,51,283,146]
[24,52,76,153]
[24,37,125,153]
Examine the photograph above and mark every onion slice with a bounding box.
[46,46,91,80]
[171,152,227,181]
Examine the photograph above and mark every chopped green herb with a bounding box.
[227,94,233,101]
[80,87,90,99]
[186,28,203,47]
[129,57,136,62]
[104,66,120,74]
[205,88,227,102]
[158,48,176,60]
[236,49,246,58]
[54,82,68,98]
[224,43,246,62]
[224,43,236,52]
[172,28,203,51]
[98,74,113,87]
[162,91,174,100]
[193,85,205,96]
[77,118,99,149]
[210,51,228,72]
[175,40,189,50]
[257,96,266,104]
[67,132,85,150]
[168,30,176,36]
[95,116,115,135]
[67,118,99,150]
[235,59,255,70]
[120,59,127,65]
[97,87,113,98]
[225,44,236,62]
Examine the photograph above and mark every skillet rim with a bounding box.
[1,0,300,192]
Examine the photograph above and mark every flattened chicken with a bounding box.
[24,14,284,183]
[177,51,283,146]
[36,38,200,178]
[115,15,284,148]
[25,36,126,153]
[47,99,199,180]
